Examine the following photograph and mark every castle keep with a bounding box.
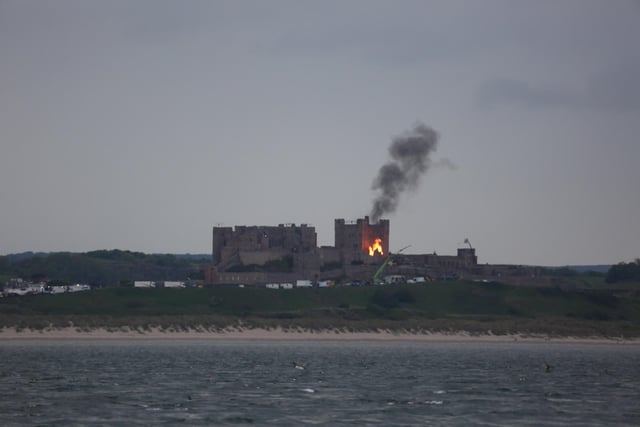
[334,217,390,265]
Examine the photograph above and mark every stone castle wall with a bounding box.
[206,217,478,285]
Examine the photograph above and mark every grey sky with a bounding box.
[1,0,639,265]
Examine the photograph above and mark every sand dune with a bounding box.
[1,326,637,344]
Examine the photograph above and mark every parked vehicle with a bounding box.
[296,280,313,288]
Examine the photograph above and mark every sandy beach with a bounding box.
[1,326,637,344]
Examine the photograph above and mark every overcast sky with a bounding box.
[1,0,639,266]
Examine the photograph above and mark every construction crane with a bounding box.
[372,245,411,285]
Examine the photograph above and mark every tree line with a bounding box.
[0,250,210,287]
[606,259,640,283]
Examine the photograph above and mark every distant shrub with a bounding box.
[606,260,640,283]
[125,300,145,309]
[585,270,605,278]
[394,288,415,304]
[371,289,398,309]
[583,310,612,321]
[273,312,300,319]
[507,306,524,317]
[544,267,578,277]
[584,292,619,308]
[371,288,414,309]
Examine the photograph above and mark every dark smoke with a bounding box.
[370,122,439,222]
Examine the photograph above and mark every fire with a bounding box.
[369,238,384,256]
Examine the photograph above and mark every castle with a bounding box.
[203,216,480,285]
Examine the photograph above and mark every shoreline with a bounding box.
[1,327,638,345]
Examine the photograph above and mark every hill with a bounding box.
[2,281,639,338]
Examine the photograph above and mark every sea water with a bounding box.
[1,340,639,426]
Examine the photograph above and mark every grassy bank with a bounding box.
[2,281,639,337]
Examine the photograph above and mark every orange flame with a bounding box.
[369,238,384,256]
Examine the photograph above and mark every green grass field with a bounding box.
[2,281,639,337]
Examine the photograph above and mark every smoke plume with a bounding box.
[370,122,439,222]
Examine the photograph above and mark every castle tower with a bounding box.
[334,216,389,264]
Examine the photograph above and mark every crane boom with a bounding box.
[372,245,411,284]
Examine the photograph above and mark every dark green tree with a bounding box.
[606,259,640,283]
